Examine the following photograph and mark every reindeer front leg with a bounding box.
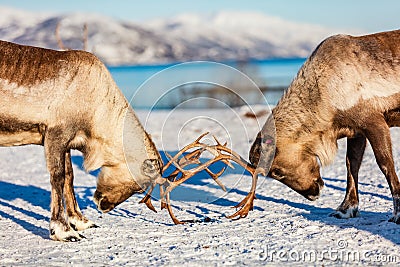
[332,135,366,218]
[64,150,97,231]
[45,128,83,241]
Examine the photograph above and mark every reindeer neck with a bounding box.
[122,107,160,162]
[272,69,338,166]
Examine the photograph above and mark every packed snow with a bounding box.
[0,106,400,266]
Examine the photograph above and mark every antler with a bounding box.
[139,132,265,224]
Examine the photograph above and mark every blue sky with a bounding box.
[0,0,399,32]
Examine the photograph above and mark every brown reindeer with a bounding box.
[0,40,162,241]
[250,30,400,222]
[0,40,262,242]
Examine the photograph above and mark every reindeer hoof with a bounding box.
[68,216,97,231]
[64,234,86,242]
[389,215,400,224]
[330,206,359,219]
[50,221,84,242]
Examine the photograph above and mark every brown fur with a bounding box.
[250,30,400,221]
[0,40,162,241]
[0,40,97,87]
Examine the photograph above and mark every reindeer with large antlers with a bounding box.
[0,40,264,241]
[140,132,266,224]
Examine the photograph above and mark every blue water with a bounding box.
[108,58,306,109]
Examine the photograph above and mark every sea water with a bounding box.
[108,58,305,109]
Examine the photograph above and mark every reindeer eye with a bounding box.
[271,169,285,180]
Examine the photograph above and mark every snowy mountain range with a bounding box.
[0,6,361,65]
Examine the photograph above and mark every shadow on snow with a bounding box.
[0,151,399,244]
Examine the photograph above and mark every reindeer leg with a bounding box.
[64,150,97,231]
[332,135,366,219]
[46,128,82,242]
[364,118,400,223]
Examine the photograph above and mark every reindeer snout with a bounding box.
[93,190,102,201]
[303,178,324,201]
[93,190,102,206]
[316,177,324,189]
[93,191,115,213]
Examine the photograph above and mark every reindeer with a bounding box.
[0,40,163,241]
[0,40,261,241]
[250,30,400,222]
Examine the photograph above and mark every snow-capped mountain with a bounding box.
[0,6,360,65]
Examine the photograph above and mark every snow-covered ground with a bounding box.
[1,107,400,266]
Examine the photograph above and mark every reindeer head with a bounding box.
[269,142,323,200]
[93,108,163,213]
[93,158,162,212]
[249,115,324,201]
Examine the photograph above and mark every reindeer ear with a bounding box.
[249,132,262,165]
[249,132,276,170]
[249,113,276,171]
[259,133,276,162]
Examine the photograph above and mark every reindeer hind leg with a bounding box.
[364,117,400,223]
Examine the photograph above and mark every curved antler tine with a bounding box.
[165,191,184,225]
[178,149,203,166]
[221,159,235,169]
[195,132,209,143]
[141,194,157,213]
[211,135,227,147]
[226,191,256,220]
[139,184,157,213]
[166,169,180,182]
[165,153,186,173]
[159,183,167,210]
[162,133,209,172]
[164,151,174,162]
[233,192,256,209]
[162,151,178,173]
[205,167,227,192]
[212,135,222,146]
[226,168,264,219]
